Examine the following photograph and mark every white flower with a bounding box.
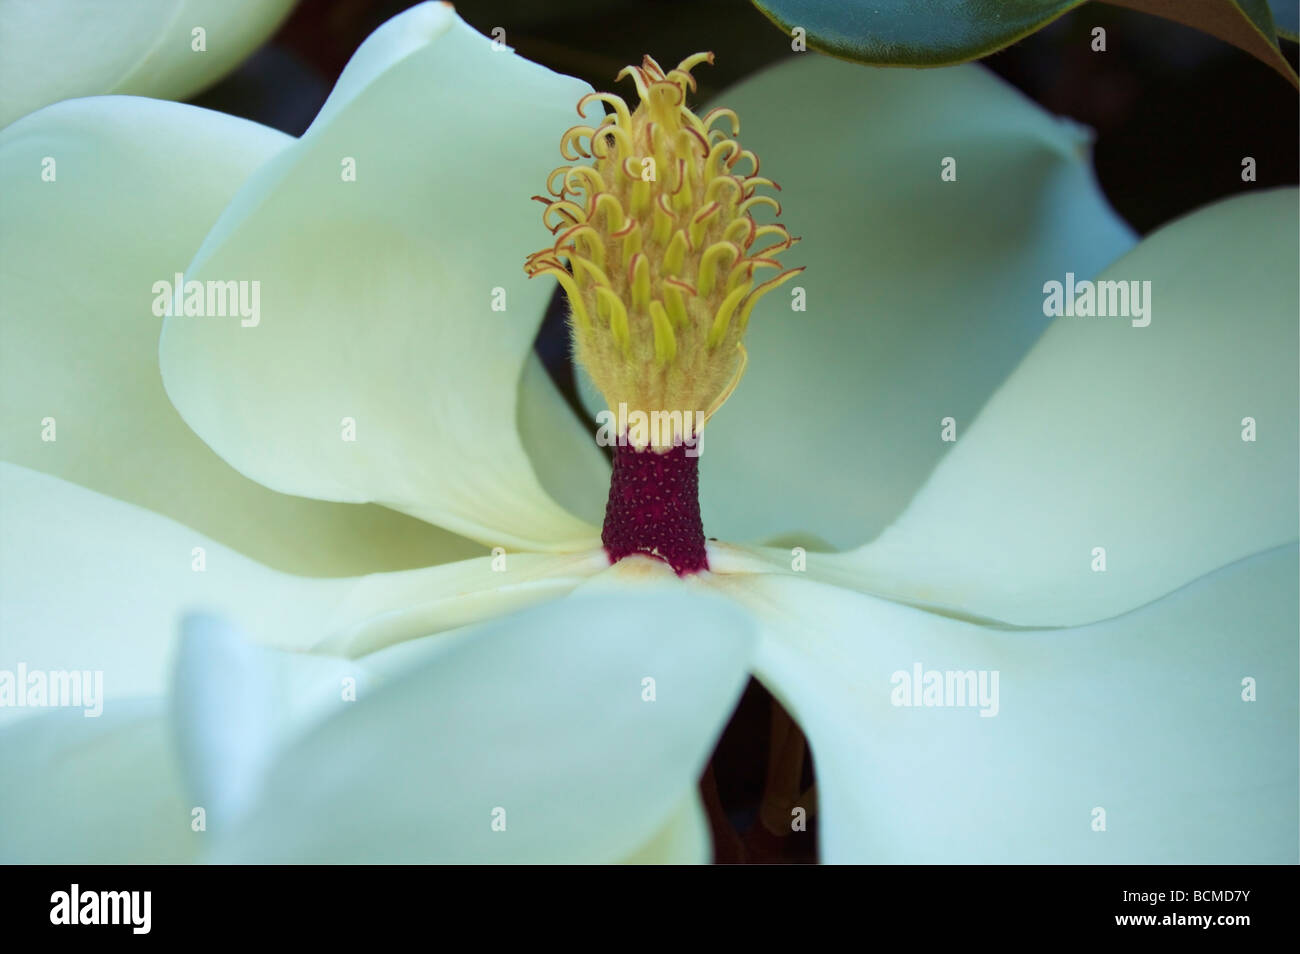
[0,3,1295,863]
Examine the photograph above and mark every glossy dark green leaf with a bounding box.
[1268,0,1298,42]
[750,0,1298,87]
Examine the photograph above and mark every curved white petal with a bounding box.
[0,462,340,722]
[518,353,610,528]
[0,700,195,862]
[713,545,1298,863]
[0,0,296,129]
[0,463,609,725]
[843,189,1299,625]
[0,614,375,863]
[159,3,602,551]
[617,792,710,864]
[171,613,373,832]
[320,546,610,659]
[582,57,1134,548]
[0,466,608,862]
[0,94,476,576]
[210,583,755,863]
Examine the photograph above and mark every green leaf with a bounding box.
[750,0,1299,88]
[1268,0,1299,42]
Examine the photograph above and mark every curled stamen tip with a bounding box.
[679,51,716,72]
[527,49,797,432]
[649,81,684,107]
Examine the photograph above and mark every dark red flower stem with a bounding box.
[602,440,708,575]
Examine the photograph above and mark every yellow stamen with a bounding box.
[614,219,642,266]
[564,165,606,199]
[663,279,693,328]
[577,91,632,129]
[663,230,690,276]
[571,255,611,288]
[593,192,625,232]
[702,106,739,136]
[651,194,674,245]
[708,282,753,349]
[698,241,740,297]
[738,267,805,332]
[629,253,651,309]
[541,199,585,231]
[595,285,626,332]
[525,51,801,442]
[535,267,590,332]
[737,194,781,218]
[629,177,652,216]
[688,201,720,249]
[650,301,676,366]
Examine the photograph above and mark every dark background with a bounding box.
[191,0,1300,863]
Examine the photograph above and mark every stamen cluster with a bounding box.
[526,53,802,447]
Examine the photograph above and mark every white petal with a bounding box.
[609,57,1136,547]
[0,94,475,576]
[0,0,296,128]
[715,545,1298,862]
[0,615,373,863]
[0,700,195,862]
[0,462,332,722]
[0,466,605,862]
[617,792,710,864]
[210,583,756,862]
[518,353,610,528]
[844,189,1299,625]
[171,613,372,831]
[323,547,609,659]
[0,463,608,723]
[159,4,602,551]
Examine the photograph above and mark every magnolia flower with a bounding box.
[1,3,1295,864]
[0,0,298,129]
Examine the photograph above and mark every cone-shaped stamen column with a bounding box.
[526,53,802,575]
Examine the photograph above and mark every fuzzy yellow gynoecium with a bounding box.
[525,53,803,449]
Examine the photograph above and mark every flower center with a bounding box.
[526,53,801,575]
[602,441,707,574]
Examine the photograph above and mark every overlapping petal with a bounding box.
[0,462,335,717]
[0,465,611,862]
[316,545,609,659]
[0,0,296,128]
[0,701,193,862]
[0,463,606,721]
[714,545,1298,863]
[518,353,610,528]
[681,56,1133,548]
[0,94,475,576]
[210,583,756,862]
[159,3,602,551]
[3,615,368,863]
[617,793,710,864]
[841,189,1299,625]
[171,614,372,832]
[3,602,712,865]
